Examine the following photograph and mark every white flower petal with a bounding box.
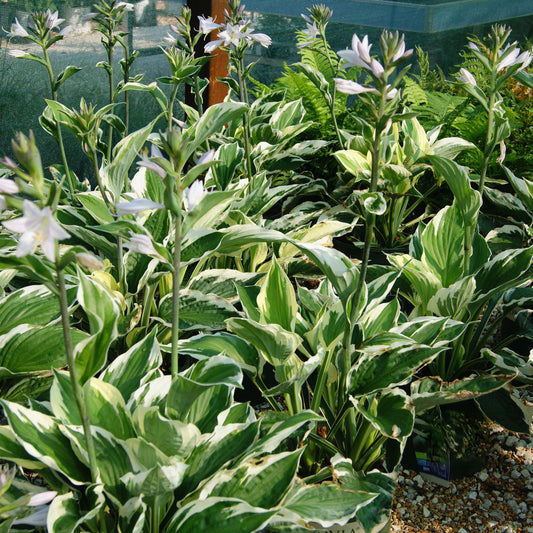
[28,491,57,507]
[185,180,206,211]
[116,198,164,216]
[334,78,373,95]
[0,178,19,194]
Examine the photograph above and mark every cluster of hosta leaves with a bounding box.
[1,2,533,532]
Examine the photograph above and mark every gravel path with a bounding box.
[391,388,533,532]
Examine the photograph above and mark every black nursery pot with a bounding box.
[403,404,487,486]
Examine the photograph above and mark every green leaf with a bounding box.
[2,401,89,484]
[420,204,464,287]
[331,456,395,533]
[167,497,275,533]
[427,275,476,320]
[226,318,302,366]
[257,256,297,332]
[182,191,235,234]
[183,102,247,162]
[0,426,43,470]
[362,192,387,216]
[426,155,481,224]
[178,421,261,497]
[76,192,114,224]
[106,119,156,200]
[476,388,531,434]
[188,269,263,299]
[334,149,371,178]
[473,247,533,307]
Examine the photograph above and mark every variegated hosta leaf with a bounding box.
[178,332,260,376]
[177,421,261,498]
[281,481,377,528]
[1,401,89,484]
[199,449,302,508]
[0,325,88,379]
[226,318,302,367]
[330,455,396,533]
[351,389,414,441]
[392,317,467,348]
[132,406,200,459]
[166,497,276,533]
[47,485,106,533]
[427,275,476,321]
[420,204,464,288]
[257,256,298,332]
[348,342,444,396]
[410,374,515,413]
[159,289,238,331]
[100,329,162,402]
[50,371,136,440]
[0,284,61,336]
[482,347,533,383]
[74,271,121,384]
[187,269,263,300]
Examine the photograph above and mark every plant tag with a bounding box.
[415,450,451,487]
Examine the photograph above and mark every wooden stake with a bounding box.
[186,0,229,108]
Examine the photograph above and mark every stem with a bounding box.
[171,211,182,379]
[167,83,181,131]
[56,258,98,482]
[318,33,344,148]
[91,149,114,212]
[106,42,114,162]
[479,80,496,196]
[43,47,75,196]
[236,57,253,182]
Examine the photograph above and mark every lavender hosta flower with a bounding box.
[297,20,320,48]
[338,34,372,69]
[2,200,70,262]
[138,160,167,179]
[204,20,271,53]
[9,18,29,38]
[497,46,532,72]
[0,178,20,194]
[115,198,164,216]
[386,86,398,100]
[44,9,65,30]
[197,149,215,166]
[370,58,384,78]
[391,40,412,63]
[185,180,206,211]
[123,231,166,261]
[334,78,375,95]
[456,67,477,86]
[8,49,30,59]
[28,491,57,507]
[198,15,222,35]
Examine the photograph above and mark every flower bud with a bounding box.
[11,131,44,195]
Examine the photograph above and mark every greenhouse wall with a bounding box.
[1,0,532,176]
